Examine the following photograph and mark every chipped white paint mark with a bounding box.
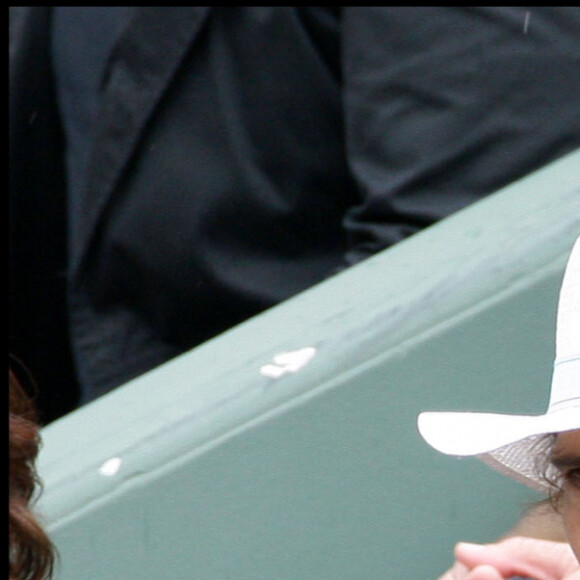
[99,457,122,477]
[260,346,317,379]
[523,11,530,34]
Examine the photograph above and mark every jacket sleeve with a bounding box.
[341,7,580,265]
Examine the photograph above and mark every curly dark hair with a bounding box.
[533,433,565,510]
[9,367,56,580]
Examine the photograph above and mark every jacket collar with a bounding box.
[72,7,211,275]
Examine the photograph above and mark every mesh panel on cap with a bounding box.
[478,434,559,494]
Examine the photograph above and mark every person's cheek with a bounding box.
[562,489,580,562]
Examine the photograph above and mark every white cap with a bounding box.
[418,236,580,493]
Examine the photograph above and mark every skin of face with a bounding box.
[550,429,580,561]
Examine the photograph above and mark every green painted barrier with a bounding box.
[37,149,580,579]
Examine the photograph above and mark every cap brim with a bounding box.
[418,407,580,493]
[417,407,580,457]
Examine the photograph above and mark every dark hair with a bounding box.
[533,433,565,510]
[9,367,56,580]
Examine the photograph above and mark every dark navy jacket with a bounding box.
[9,7,580,422]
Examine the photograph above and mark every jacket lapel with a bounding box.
[72,7,211,275]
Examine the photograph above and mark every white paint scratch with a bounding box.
[99,457,123,476]
[260,346,317,379]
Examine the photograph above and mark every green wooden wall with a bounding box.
[37,149,580,579]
